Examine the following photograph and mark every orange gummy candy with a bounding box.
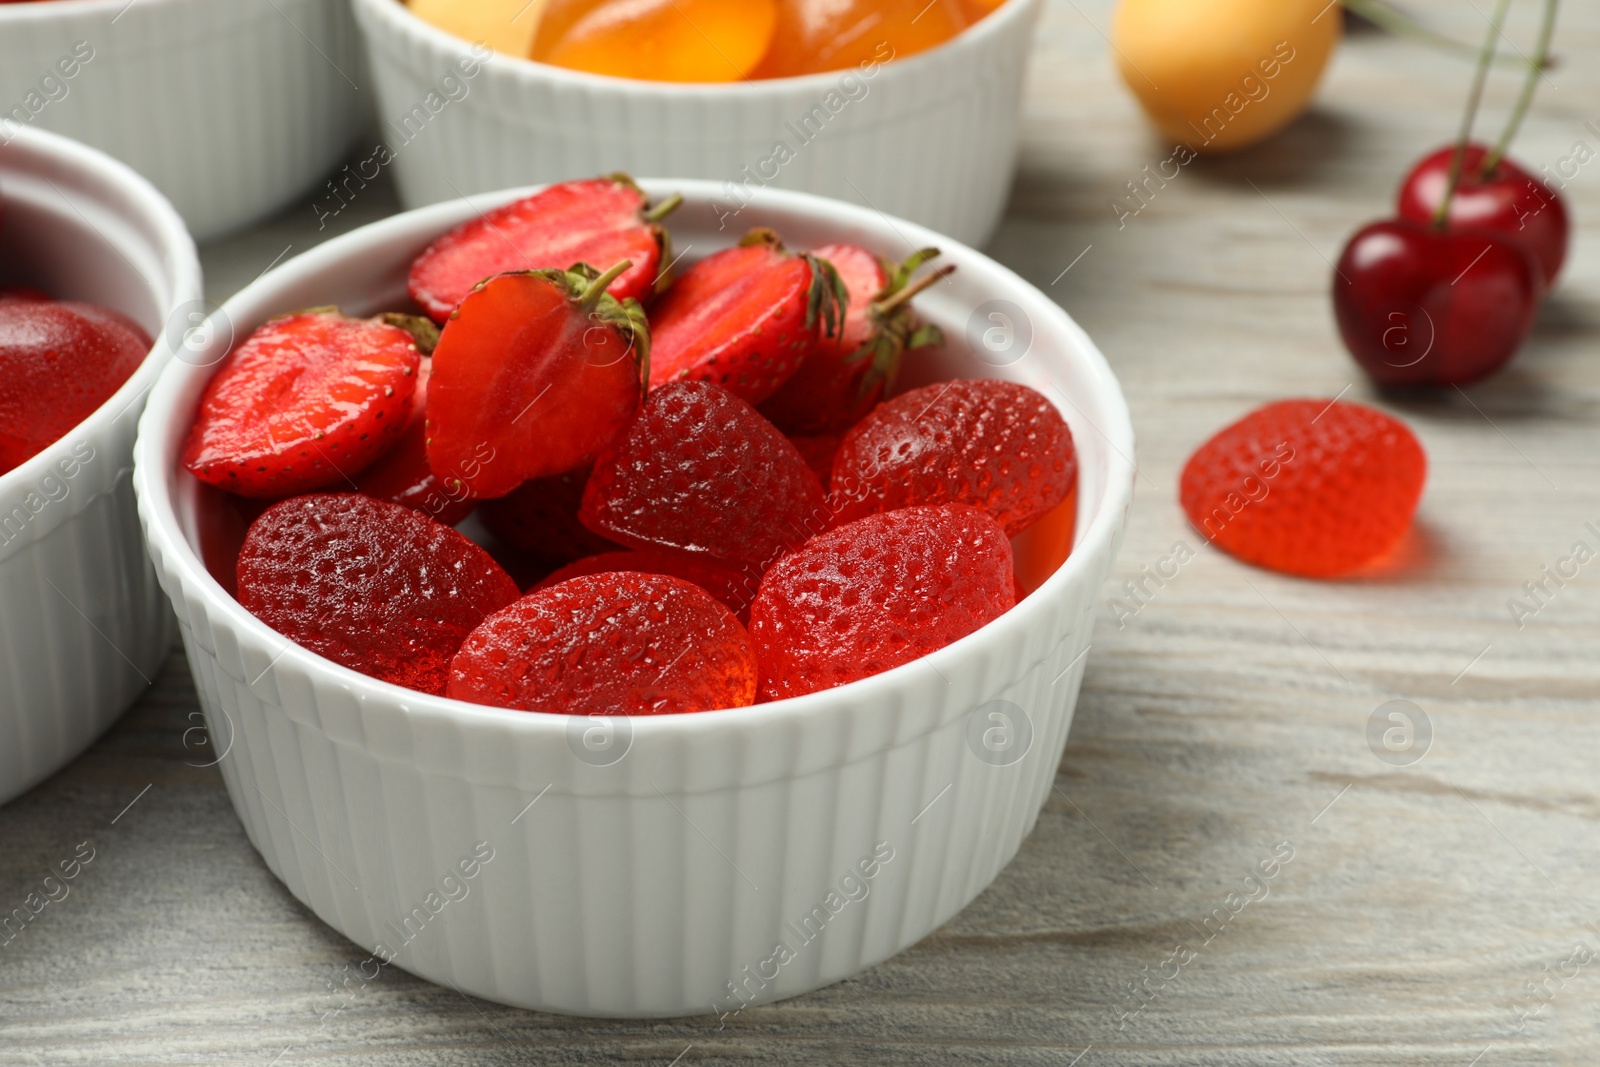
[533,0,778,82]
[750,0,971,79]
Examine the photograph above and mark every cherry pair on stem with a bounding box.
[1334,0,1567,387]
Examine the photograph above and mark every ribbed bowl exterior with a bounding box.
[0,126,201,805]
[134,183,1132,1017]
[350,0,1041,249]
[0,0,364,241]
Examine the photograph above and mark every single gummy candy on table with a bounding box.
[1179,398,1427,578]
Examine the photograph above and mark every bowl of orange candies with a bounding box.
[351,0,1036,246]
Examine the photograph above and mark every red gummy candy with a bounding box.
[749,504,1015,701]
[581,381,828,565]
[830,378,1076,536]
[237,494,519,695]
[448,572,758,715]
[534,547,759,619]
[1180,398,1427,577]
[479,464,618,569]
[0,299,149,473]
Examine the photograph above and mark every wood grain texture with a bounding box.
[4,2,1600,1062]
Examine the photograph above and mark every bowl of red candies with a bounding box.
[0,125,199,805]
[133,177,1132,1016]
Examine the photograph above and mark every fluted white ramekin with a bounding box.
[350,0,1040,249]
[134,181,1132,1017]
[0,0,364,241]
[0,126,200,806]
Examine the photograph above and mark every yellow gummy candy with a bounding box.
[407,0,545,57]
[533,0,778,83]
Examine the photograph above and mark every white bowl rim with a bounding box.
[0,125,199,512]
[356,0,1038,96]
[0,0,205,19]
[135,178,1133,742]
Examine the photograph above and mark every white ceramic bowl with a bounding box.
[0,126,200,806]
[133,181,1132,1017]
[351,0,1040,249]
[0,0,365,242]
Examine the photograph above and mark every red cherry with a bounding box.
[1396,142,1569,287]
[1332,219,1540,387]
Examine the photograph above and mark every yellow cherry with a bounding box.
[1111,0,1341,152]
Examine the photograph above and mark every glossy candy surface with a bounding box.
[1111,0,1340,152]
[830,378,1076,536]
[534,548,758,619]
[749,504,1015,700]
[581,381,827,565]
[751,0,970,79]
[410,0,1007,80]
[237,494,519,694]
[1180,399,1427,577]
[406,0,539,55]
[448,572,758,713]
[533,0,778,82]
[0,299,149,475]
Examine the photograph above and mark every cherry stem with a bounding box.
[1341,0,1533,69]
[1434,0,1513,230]
[1483,0,1560,174]
[873,264,956,317]
[579,260,632,314]
[643,192,683,223]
